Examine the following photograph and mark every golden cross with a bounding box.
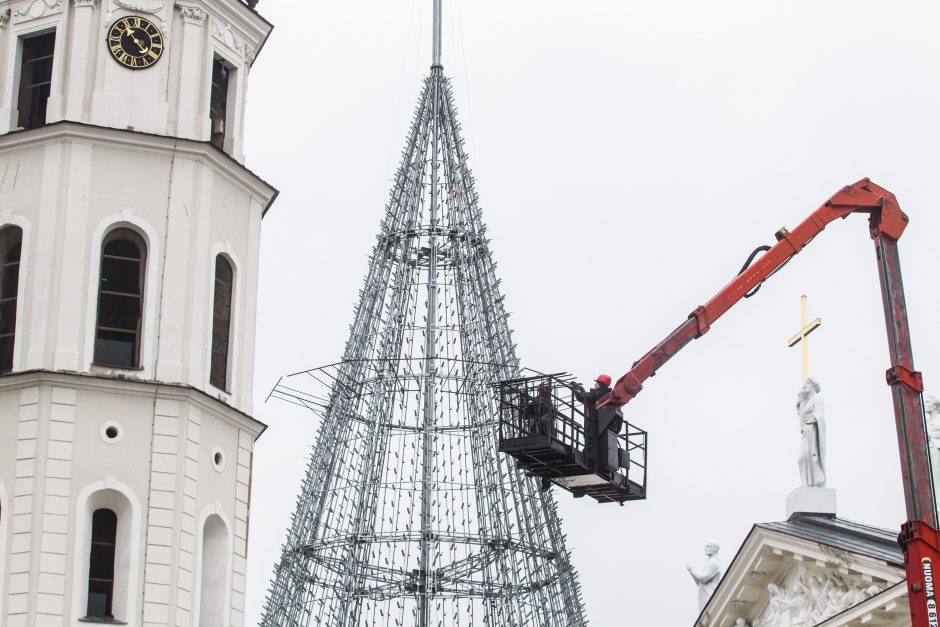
[787,294,822,384]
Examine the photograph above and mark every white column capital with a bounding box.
[176,3,207,26]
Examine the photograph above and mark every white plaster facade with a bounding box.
[0,0,270,163]
[0,0,276,625]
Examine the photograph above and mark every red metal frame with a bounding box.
[594,178,938,626]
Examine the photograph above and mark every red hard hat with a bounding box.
[595,374,612,387]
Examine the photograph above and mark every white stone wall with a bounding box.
[0,123,274,413]
[0,0,272,163]
[0,372,265,626]
[8,385,39,627]
[0,2,274,626]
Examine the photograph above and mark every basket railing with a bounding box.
[496,373,648,492]
[496,374,586,452]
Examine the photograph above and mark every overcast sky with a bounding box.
[242,1,940,624]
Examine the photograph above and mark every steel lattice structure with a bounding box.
[261,7,587,625]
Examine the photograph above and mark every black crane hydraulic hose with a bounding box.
[737,245,772,298]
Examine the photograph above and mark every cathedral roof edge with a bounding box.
[755,515,903,567]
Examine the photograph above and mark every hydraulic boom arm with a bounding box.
[595,178,939,626]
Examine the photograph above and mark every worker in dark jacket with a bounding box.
[523,382,554,436]
[575,374,621,464]
[522,381,556,493]
[574,374,612,406]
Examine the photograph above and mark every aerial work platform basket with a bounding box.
[495,374,647,504]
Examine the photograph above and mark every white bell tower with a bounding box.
[0,0,276,625]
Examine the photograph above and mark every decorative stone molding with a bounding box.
[176,3,206,26]
[13,0,64,24]
[817,544,854,569]
[213,21,237,47]
[0,8,10,27]
[73,0,96,7]
[115,0,163,12]
[213,20,256,63]
[756,567,882,627]
[105,0,168,33]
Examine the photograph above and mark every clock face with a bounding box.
[107,16,164,70]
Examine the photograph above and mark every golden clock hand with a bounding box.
[124,31,148,53]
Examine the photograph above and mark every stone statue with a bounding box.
[796,377,826,487]
[687,542,722,610]
[925,396,940,493]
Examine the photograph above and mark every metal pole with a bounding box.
[432,0,442,67]
[418,72,442,627]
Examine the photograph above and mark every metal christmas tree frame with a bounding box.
[261,4,587,625]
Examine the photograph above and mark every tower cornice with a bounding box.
[0,120,279,215]
[174,0,273,65]
[0,369,268,438]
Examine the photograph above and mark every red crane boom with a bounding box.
[594,178,938,625]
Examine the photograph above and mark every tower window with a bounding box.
[0,226,23,374]
[209,255,234,391]
[209,56,231,151]
[86,508,117,620]
[17,31,55,130]
[94,228,146,368]
[80,489,133,622]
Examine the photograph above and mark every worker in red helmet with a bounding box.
[574,374,612,406]
[574,374,622,467]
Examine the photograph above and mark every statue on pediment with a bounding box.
[687,543,722,610]
[796,377,826,487]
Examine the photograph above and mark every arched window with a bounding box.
[86,508,117,619]
[0,226,23,374]
[75,487,135,623]
[209,255,234,391]
[198,515,230,625]
[94,228,146,368]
